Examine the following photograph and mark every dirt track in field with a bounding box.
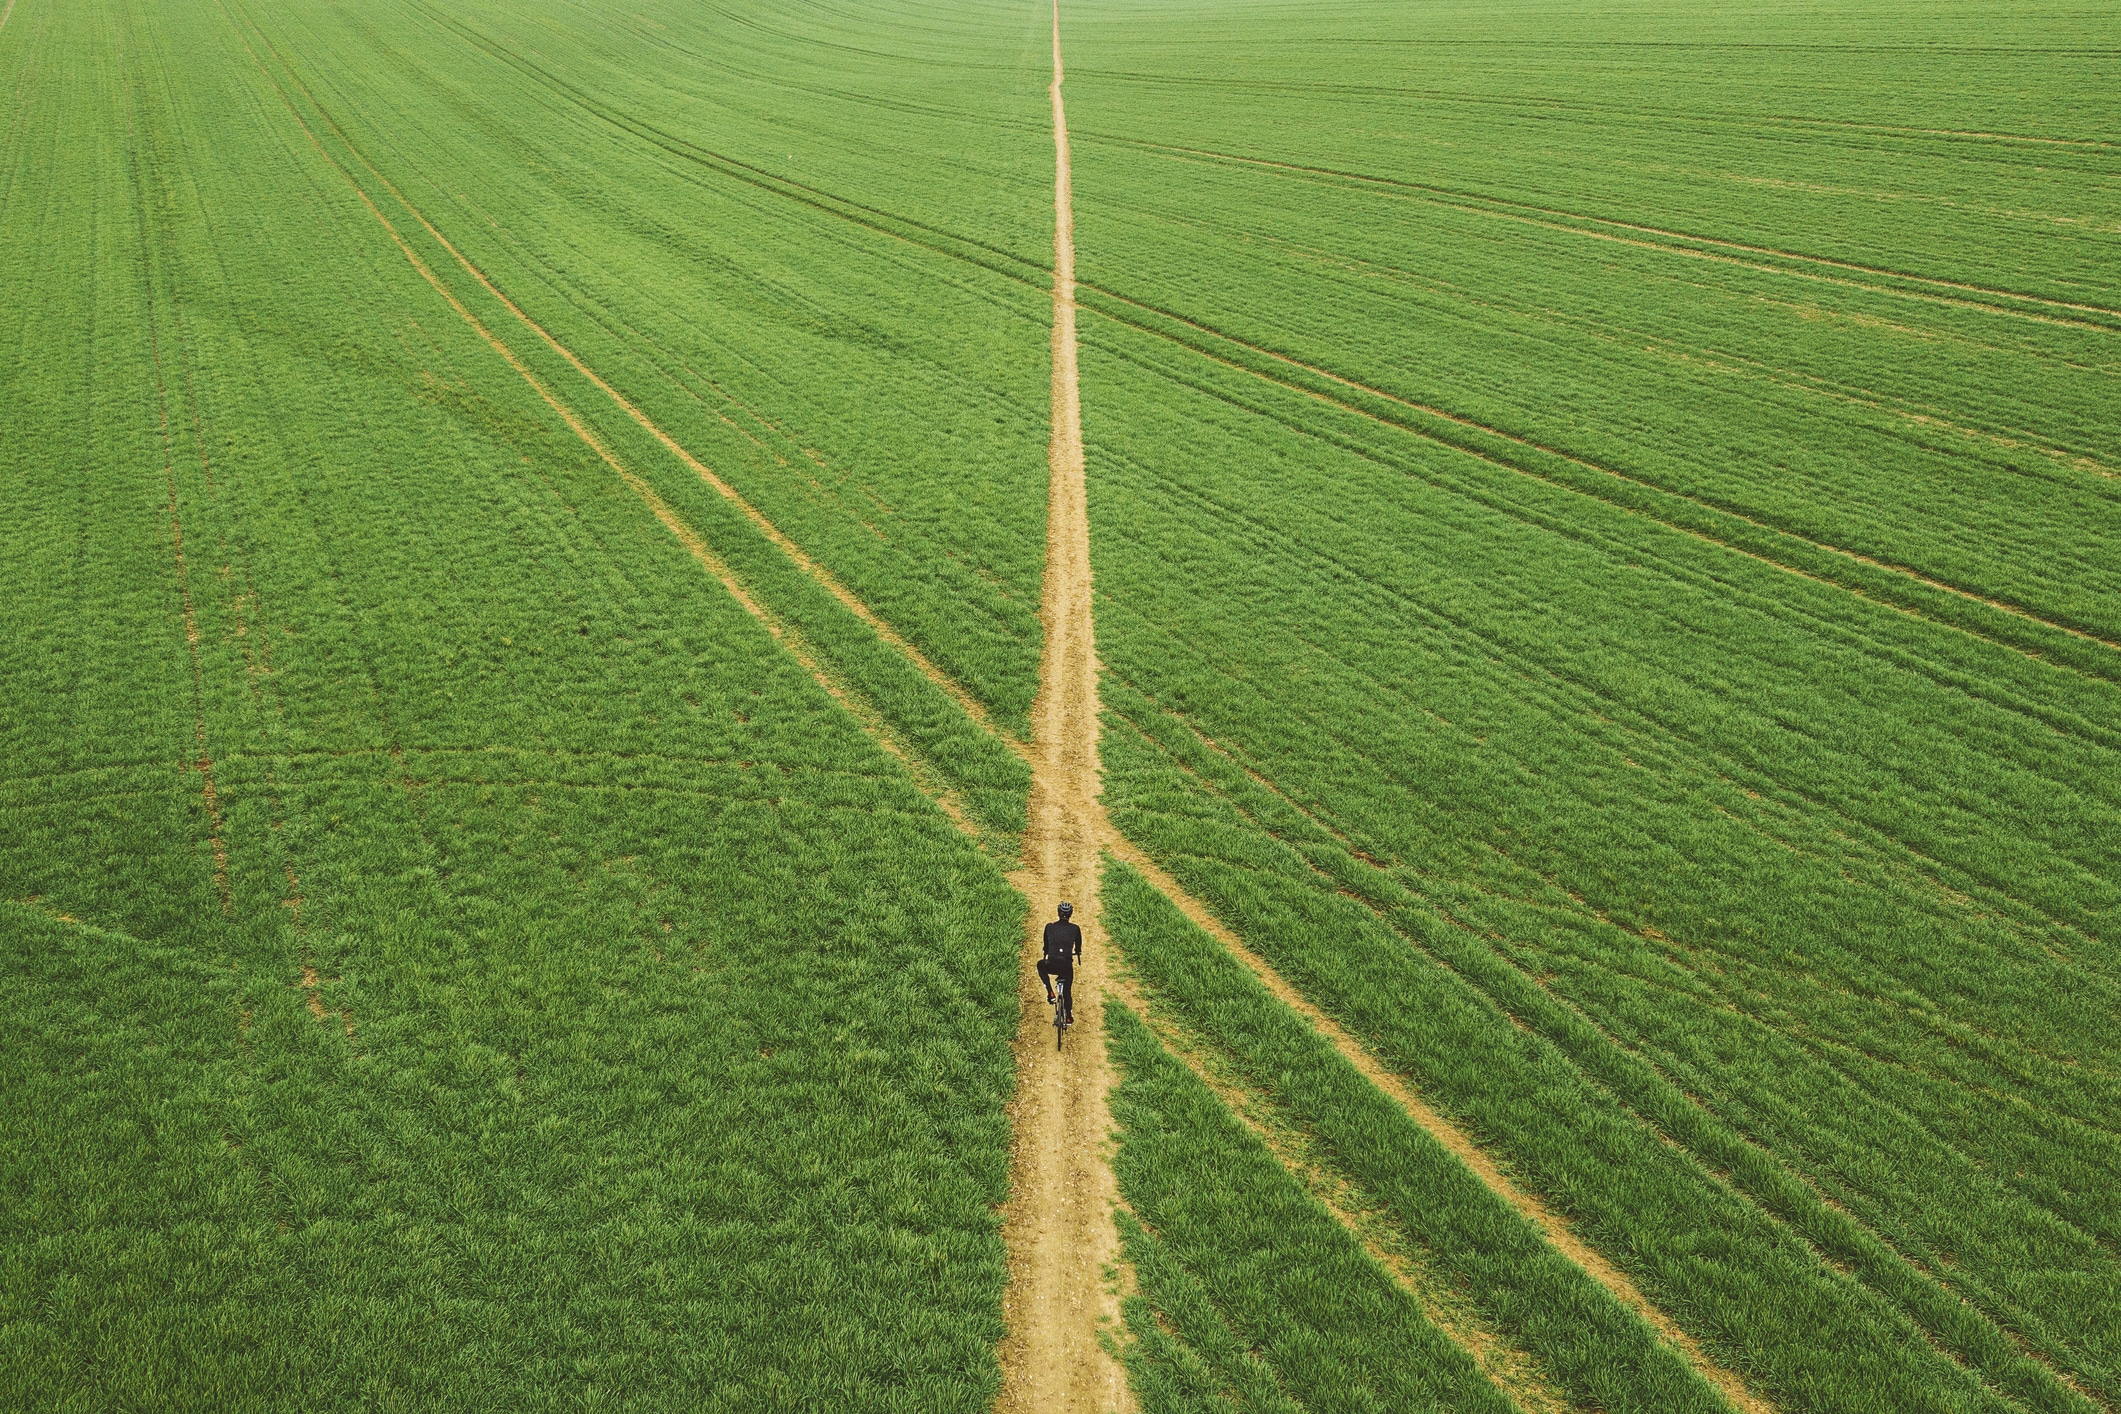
[992,6,1133,1411]
[245,3,1779,1406]
[1107,968,1572,1414]
[992,10,1767,1411]
[1099,831,1777,1414]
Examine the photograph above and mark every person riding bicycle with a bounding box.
[1038,901,1082,1025]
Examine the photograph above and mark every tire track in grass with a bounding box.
[1075,133,2121,330]
[1096,824,1777,1414]
[993,8,1131,1409]
[372,159,1046,660]
[240,19,1014,746]
[1077,287,2121,671]
[242,0,1041,848]
[1103,686,2107,1414]
[1109,970,1571,1414]
[230,14,990,846]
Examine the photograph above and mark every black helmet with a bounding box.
[1057,901,1074,918]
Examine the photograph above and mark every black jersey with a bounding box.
[1042,918,1082,968]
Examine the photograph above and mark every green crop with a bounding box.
[1106,999,1518,1414]
[1106,860,1746,1413]
[1,0,1046,1406]
[9,0,2118,1408]
[1072,0,2121,1408]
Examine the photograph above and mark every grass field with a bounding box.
[2,0,1037,1405]
[4,0,2116,1410]
[1072,2,2121,1408]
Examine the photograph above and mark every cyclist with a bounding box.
[1038,901,1082,1025]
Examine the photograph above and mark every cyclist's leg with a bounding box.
[1036,958,1057,1001]
[1060,973,1074,1025]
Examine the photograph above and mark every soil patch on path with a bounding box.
[993,6,1133,1411]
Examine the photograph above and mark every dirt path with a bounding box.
[992,6,1133,1411]
[985,11,1764,1409]
[244,2,1766,1407]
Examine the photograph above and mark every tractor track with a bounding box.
[229,6,989,845]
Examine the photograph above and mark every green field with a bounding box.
[4,0,2116,1410]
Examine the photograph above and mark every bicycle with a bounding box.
[1052,975,1074,1050]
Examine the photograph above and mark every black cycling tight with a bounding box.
[1037,960,1074,1019]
